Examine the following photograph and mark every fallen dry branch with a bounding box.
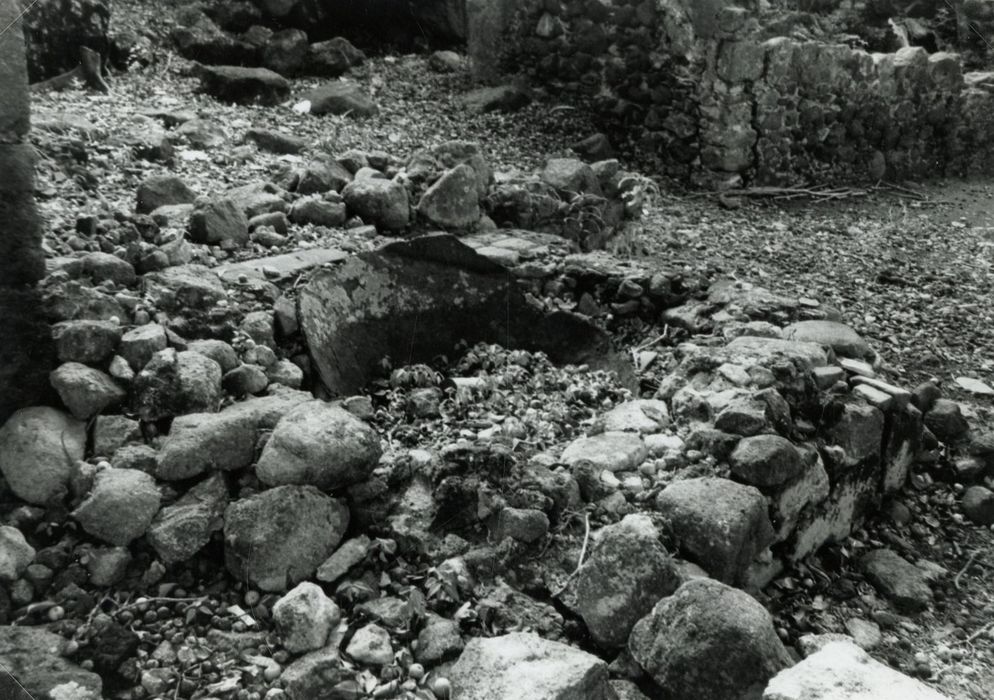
[723,186,871,201]
[551,512,591,597]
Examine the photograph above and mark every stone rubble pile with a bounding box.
[5,208,988,698]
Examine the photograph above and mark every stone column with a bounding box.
[0,0,53,422]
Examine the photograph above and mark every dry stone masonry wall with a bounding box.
[503,0,994,185]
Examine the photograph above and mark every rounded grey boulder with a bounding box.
[256,400,382,491]
[224,485,350,591]
[629,578,793,700]
[0,406,85,505]
[577,514,680,648]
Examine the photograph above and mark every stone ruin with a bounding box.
[497,0,994,186]
[0,2,990,699]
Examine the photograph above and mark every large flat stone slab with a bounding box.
[217,247,348,283]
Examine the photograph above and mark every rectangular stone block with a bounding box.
[786,465,880,561]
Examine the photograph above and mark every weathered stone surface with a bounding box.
[217,247,347,283]
[429,140,492,199]
[417,164,481,229]
[50,362,126,419]
[263,28,308,76]
[222,364,269,396]
[961,485,994,525]
[255,400,382,490]
[303,82,378,117]
[730,434,804,487]
[196,65,291,105]
[725,336,829,368]
[561,432,649,472]
[629,579,792,700]
[226,181,289,217]
[147,473,228,564]
[224,485,349,591]
[119,323,168,371]
[826,400,885,468]
[306,36,365,76]
[542,158,603,196]
[299,234,632,396]
[859,549,932,613]
[186,339,239,373]
[0,406,85,505]
[451,632,614,700]
[133,349,223,421]
[592,399,669,434]
[137,174,196,214]
[577,514,680,648]
[171,12,257,65]
[416,612,464,663]
[714,396,770,436]
[142,264,226,312]
[273,582,341,653]
[346,623,393,665]
[655,477,775,585]
[341,177,409,231]
[72,468,161,545]
[0,526,35,583]
[490,507,549,543]
[316,535,370,583]
[189,197,250,247]
[51,320,121,364]
[245,127,307,154]
[783,321,871,359]
[0,626,103,700]
[290,195,347,227]
[157,391,309,480]
[297,159,353,194]
[763,639,951,700]
[278,644,345,699]
[80,252,137,287]
[85,545,132,586]
[924,399,969,444]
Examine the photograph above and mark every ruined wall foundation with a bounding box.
[502,0,994,185]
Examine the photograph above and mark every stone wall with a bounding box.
[501,0,994,185]
[0,2,55,422]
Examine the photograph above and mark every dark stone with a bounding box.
[306,37,365,76]
[245,127,307,154]
[196,65,291,105]
[859,548,932,613]
[628,579,792,700]
[87,619,140,675]
[298,234,635,396]
[172,14,258,66]
[263,28,309,76]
